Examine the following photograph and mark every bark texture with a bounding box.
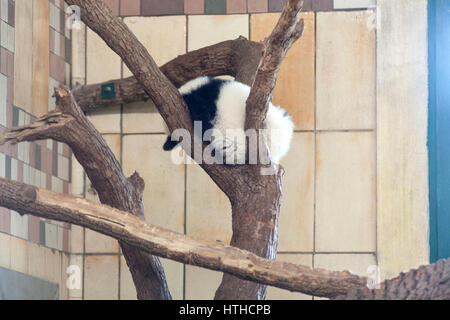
[0,87,171,300]
[64,0,306,300]
[334,259,450,300]
[73,37,263,111]
[0,177,369,298]
[1,176,448,300]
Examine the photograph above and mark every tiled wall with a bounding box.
[0,0,72,300]
[68,0,421,300]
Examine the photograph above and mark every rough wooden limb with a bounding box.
[65,0,301,300]
[245,0,305,132]
[73,38,263,112]
[334,259,450,300]
[214,0,305,300]
[0,177,368,299]
[0,86,172,300]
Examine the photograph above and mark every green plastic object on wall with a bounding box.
[101,83,116,99]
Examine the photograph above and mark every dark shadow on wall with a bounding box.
[0,267,58,300]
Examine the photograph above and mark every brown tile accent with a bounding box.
[184,0,204,14]
[46,173,52,191]
[50,29,55,53]
[5,103,12,127]
[312,0,333,11]
[62,144,71,158]
[62,227,69,252]
[63,180,68,194]
[248,0,268,13]
[17,160,23,182]
[120,0,141,16]
[28,215,40,243]
[60,7,65,32]
[8,0,15,27]
[0,206,10,234]
[6,50,13,78]
[50,53,65,83]
[0,48,7,75]
[60,34,66,59]
[42,148,53,175]
[52,148,58,177]
[227,0,246,13]
[302,0,312,11]
[102,0,120,16]
[268,0,286,12]
[141,0,184,16]
[29,142,35,168]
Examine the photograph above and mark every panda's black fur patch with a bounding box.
[163,77,227,150]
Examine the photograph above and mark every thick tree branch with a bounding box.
[0,177,367,299]
[246,0,304,132]
[2,177,448,300]
[65,0,299,300]
[214,0,305,300]
[73,37,263,112]
[334,259,450,300]
[0,86,172,300]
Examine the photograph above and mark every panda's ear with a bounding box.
[163,135,180,151]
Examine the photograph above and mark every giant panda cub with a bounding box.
[163,76,294,165]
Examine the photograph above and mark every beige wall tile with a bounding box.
[250,13,315,130]
[10,236,28,274]
[119,256,137,300]
[188,14,249,51]
[122,101,168,134]
[314,253,376,276]
[185,265,223,300]
[123,16,186,77]
[27,242,47,279]
[14,0,34,113]
[102,134,121,162]
[315,132,376,252]
[160,258,184,300]
[44,247,61,284]
[69,225,84,254]
[86,27,121,84]
[84,255,119,300]
[86,105,121,134]
[122,135,185,233]
[278,133,314,252]
[85,229,118,253]
[70,155,84,197]
[186,163,232,243]
[316,11,376,130]
[377,0,429,280]
[266,254,313,300]
[32,0,50,117]
[0,232,11,269]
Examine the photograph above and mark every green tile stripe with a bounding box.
[205,0,226,14]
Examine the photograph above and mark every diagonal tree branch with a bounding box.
[73,37,263,112]
[0,86,172,300]
[65,0,303,300]
[0,176,367,299]
[245,0,305,132]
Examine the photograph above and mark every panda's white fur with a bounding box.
[173,77,294,164]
